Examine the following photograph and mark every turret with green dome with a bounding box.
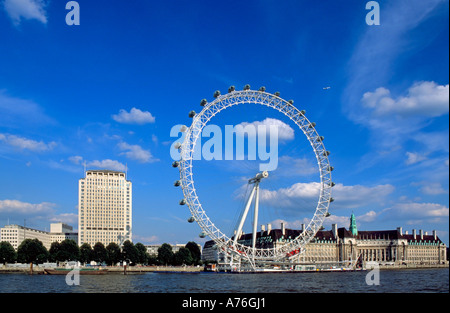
[349,213,358,236]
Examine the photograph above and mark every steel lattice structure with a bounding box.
[173,86,334,269]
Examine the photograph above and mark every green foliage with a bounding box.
[92,242,107,264]
[122,240,139,265]
[157,243,173,265]
[0,241,17,264]
[173,247,193,266]
[79,243,93,264]
[185,241,201,265]
[17,239,48,264]
[105,242,121,265]
[135,242,149,265]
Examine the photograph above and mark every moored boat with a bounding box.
[44,268,108,275]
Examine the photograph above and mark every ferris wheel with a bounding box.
[172,85,335,269]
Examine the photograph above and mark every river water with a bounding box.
[0,268,448,293]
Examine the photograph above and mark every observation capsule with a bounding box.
[288,100,294,104]
[323,151,331,156]
[200,99,207,106]
[259,86,266,92]
[174,180,181,187]
[327,166,334,172]
[174,142,182,149]
[213,90,221,98]
[308,122,316,128]
[329,197,335,203]
[188,216,195,223]
[243,84,250,90]
[325,212,331,217]
[328,182,336,187]
[199,232,206,238]
[300,110,306,115]
[274,91,280,97]
[180,125,188,132]
[188,110,196,118]
[228,86,235,93]
[316,136,324,142]
[172,161,180,168]
[179,199,186,205]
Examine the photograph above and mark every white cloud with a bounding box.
[383,202,449,221]
[117,141,158,163]
[0,199,56,215]
[0,133,56,152]
[362,81,449,118]
[112,107,155,125]
[3,0,48,25]
[87,159,127,171]
[68,155,83,165]
[49,213,78,226]
[405,152,427,165]
[236,118,295,141]
[418,183,447,196]
[253,182,395,214]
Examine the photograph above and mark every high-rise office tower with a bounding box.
[78,170,132,247]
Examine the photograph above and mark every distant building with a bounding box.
[0,222,77,250]
[78,169,132,247]
[202,216,447,266]
[49,222,78,245]
[145,243,202,256]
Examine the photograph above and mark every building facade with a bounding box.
[202,216,447,267]
[78,170,132,247]
[0,222,77,250]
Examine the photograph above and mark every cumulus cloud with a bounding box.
[362,81,449,118]
[0,199,56,215]
[112,107,155,125]
[0,133,56,152]
[3,0,48,25]
[87,159,127,171]
[382,202,449,222]
[117,141,158,163]
[49,213,78,226]
[236,118,295,141]
[246,182,395,216]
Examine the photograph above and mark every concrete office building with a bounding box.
[78,170,132,247]
[0,222,77,250]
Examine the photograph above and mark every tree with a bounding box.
[49,242,61,263]
[92,242,107,264]
[0,241,17,265]
[185,241,201,265]
[122,240,139,265]
[59,239,80,262]
[79,243,93,265]
[106,242,121,266]
[135,242,149,265]
[147,254,159,265]
[173,247,193,266]
[157,243,173,266]
[17,239,48,264]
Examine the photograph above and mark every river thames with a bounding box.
[0,268,447,293]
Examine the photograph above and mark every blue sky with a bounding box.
[0,0,448,246]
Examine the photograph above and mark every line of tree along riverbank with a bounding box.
[0,239,202,267]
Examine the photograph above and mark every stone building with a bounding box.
[202,215,447,266]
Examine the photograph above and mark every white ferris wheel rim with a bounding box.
[176,87,334,262]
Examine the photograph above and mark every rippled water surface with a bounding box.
[0,268,448,293]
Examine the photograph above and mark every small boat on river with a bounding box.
[44,268,108,275]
